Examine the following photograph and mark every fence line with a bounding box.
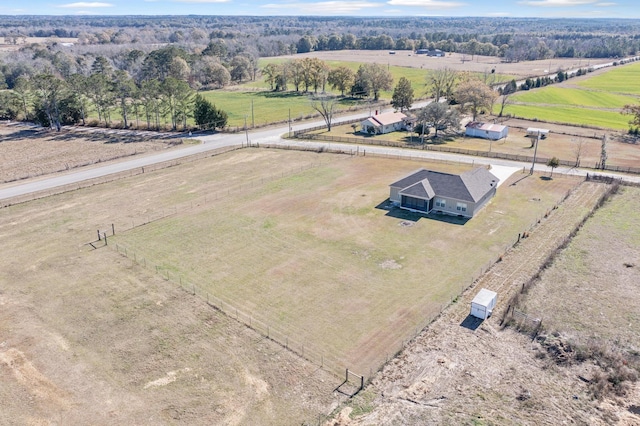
[103,161,326,235]
[107,174,573,390]
[92,157,586,398]
[293,130,640,175]
[111,241,348,381]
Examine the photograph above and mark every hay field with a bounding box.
[111,148,580,375]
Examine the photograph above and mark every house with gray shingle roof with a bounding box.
[389,167,498,218]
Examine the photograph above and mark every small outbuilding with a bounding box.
[465,122,509,141]
[526,127,549,139]
[470,288,498,320]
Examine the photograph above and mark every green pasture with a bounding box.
[510,86,637,109]
[111,150,580,374]
[499,104,630,130]
[248,57,514,103]
[200,90,363,128]
[577,61,640,95]
[497,63,640,130]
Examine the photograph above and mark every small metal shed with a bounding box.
[470,288,497,320]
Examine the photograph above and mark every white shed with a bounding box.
[470,288,497,320]
[465,122,508,141]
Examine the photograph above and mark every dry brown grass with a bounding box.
[0,123,184,183]
[0,150,346,425]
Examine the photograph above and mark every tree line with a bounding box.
[1,16,638,61]
[0,50,229,132]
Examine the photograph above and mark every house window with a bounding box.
[435,198,446,208]
[456,202,467,212]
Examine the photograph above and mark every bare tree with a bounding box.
[426,67,458,102]
[498,79,517,117]
[600,134,608,170]
[572,137,586,167]
[310,96,338,132]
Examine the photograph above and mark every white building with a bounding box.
[361,111,408,135]
[465,122,509,141]
[470,288,498,320]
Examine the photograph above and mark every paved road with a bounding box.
[1,101,638,202]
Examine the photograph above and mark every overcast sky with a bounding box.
[1,0,638,18]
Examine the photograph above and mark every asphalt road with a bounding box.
[1,102,638,203]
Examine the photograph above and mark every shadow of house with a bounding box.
[375,199,470,225]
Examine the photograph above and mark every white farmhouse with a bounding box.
[361,111,408,135]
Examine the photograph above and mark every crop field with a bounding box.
[501,61,640,130]
[499,104,630,130]
[110,149,580,375]
[577,61,640,95]
[509,86,636,109]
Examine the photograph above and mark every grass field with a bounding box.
[577,61,640,95]
[500,104,631,131]
[509,86,637,109]
[500,61,640,130]
[0,149,343,425]
[200,90,361,128]
[110,149,580,375]
[206,57,514,128]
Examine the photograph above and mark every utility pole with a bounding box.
[288,108,292,137]
[530,131,540,175]
[244,115,249,146]
[251,100,254,128]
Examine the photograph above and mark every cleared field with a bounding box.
[0,123,182,183]
[577,61,640,95]
[522,185,640,348]
[0,149,342,425]
[111,149,580,375]
[279,50,609,78]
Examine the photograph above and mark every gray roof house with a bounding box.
[389,167,498,218]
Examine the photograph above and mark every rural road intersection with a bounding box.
[1,104,639,203]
